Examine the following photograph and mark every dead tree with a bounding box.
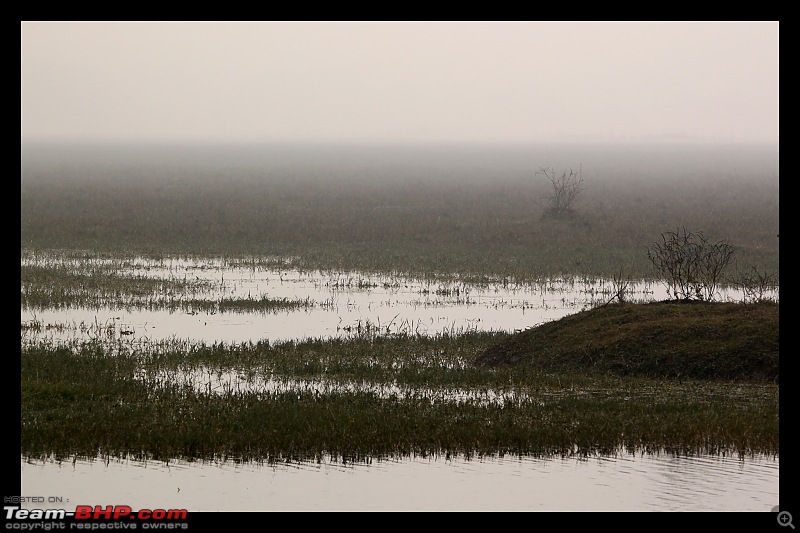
[537,165,586,220]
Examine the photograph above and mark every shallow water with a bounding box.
[22,255,766,346]
[20,253,780,513]
[19,452,778,512]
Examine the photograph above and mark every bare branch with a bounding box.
[538,164,586,220]
[645,227,735,302]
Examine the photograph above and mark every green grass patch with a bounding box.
[476,301,779,382]
[22,333,778,463]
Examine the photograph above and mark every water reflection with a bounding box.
[21,255,773,346]
[136,366,777,407]
[20,452,778,512]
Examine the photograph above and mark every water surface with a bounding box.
[20,452,778,512]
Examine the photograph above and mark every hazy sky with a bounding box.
[20,21,778,145]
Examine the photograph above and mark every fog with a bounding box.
[21,139,778,186]
[21,21,778,146]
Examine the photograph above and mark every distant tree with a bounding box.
[646,227,735,302]
[537,165,586,220]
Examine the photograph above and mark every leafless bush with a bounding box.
[731,265,778,304]
[537,165,586,220]
[646,227,735,302]
[598,268,631,307]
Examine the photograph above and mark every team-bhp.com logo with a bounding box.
[5,505,189,529]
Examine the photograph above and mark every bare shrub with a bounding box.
[537,165,586,220]
[597,268,631,308]
[731,265,779,304]
[646,227,735,302]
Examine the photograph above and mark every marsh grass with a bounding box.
[22,331,778,463]
[18,253,780,463]
[21,263,313,313]
[19,142,779,464]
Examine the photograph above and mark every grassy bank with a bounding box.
[476,301,779,382]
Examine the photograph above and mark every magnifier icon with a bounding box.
[778,511,795,529]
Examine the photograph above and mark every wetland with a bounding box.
[19,141,780,511]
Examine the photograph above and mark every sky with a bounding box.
[20,21,779,145]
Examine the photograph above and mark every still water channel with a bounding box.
[20,451,777,512]
[20,255,779,512]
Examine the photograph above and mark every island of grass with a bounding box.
[475,300,779,383]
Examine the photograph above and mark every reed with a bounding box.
[22,327,778,463]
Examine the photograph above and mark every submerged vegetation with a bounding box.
[20,259,314,313]
[22,331,778,463]
[19,141,779,464]
[20,260,780,462]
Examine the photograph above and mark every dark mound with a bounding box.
[475,301,779,382]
